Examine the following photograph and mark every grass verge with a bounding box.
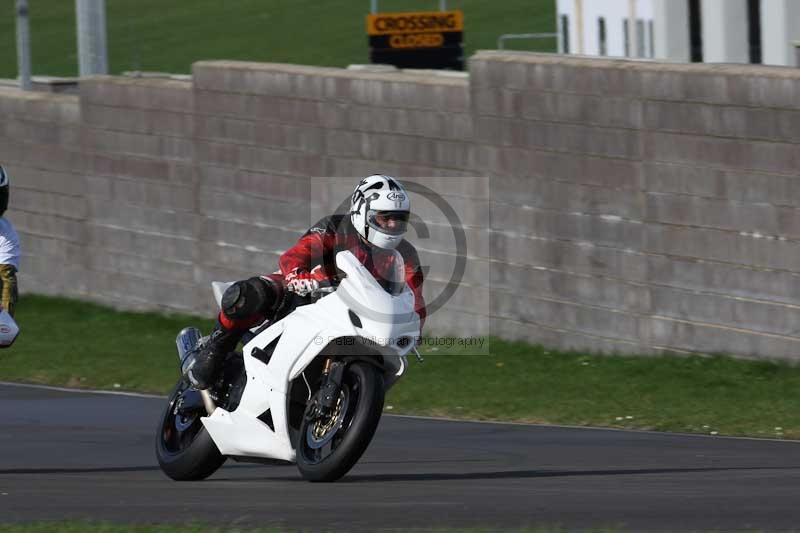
[2,294,799,440]
[0,0,555,79]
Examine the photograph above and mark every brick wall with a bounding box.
[2,53,800,359]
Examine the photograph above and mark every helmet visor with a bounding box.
[367,210,409,236]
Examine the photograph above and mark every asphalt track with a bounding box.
[1,383,799,532]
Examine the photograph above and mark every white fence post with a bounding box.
[16,0,32,90]
[76,0,109,76]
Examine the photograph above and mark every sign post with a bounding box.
[367,10,464,70]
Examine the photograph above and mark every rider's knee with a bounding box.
[221,276,281,322]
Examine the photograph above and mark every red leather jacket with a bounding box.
[279,215,427,329]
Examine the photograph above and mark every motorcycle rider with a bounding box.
[182,175,426,390]
[0,166,19,317]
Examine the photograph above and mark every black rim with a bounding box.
[299,370,362,465]
[160,380,205,456]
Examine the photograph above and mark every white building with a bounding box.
[556,0,800,66]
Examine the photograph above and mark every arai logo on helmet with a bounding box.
[387,191,406,208]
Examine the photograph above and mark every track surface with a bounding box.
[1,384,799,531]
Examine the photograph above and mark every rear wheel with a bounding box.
[296,361,384,482]
[155,379,226,481]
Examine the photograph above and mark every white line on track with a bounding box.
[2,381,797,445]
[0,381,164,399]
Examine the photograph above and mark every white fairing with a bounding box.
[0,310,18,347]
[211,281,234,308]
[202,250,419,462]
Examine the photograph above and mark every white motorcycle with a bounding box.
[155,250,421,482]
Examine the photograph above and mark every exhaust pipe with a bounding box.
[175,327,217,414]
[176,327,202,363]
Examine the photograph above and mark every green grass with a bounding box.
[3,294,800,440]
[0,0,556,79]
[0,294,215,393]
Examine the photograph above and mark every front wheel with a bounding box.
[296,361,385,482]
[155,379,226,481]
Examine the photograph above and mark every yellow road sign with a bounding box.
[367,10,464,36]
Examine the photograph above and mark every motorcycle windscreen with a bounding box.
[373,249,406,296]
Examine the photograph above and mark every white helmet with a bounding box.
[350,175,411,250]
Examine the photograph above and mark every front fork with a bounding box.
[175,327,217,415]
[308,358,345,419]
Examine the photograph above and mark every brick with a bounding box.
[195,241,283,279]
[254,123,324,152]
[290,73,328,101]
[85,175,113,198]
[3,118,78,146]
[648,284,800,337]
[435,83,470,113]
[522,92,642,129]
[492,262,649,313]
[83,128,161,157]
[490,316,649,356]
[414,224,492,260]
[159,136,194,160]
[89,198,198,238]
[87,248,194,284]
[14,189,87,219]
[194,140,241,167]
[194,89,255,117]
[81,78,193,111]
[644,316,800,361]
[87,223,196,259]
[526,122,642,159]
[492,205,645,249]
[647,254,800,306]
[198,218,297,250]
[198,167,311,202]
[644,101,800,142]
[422,279,491,315]
[646,192,800,238]
[193,115,254,144]
[88,153,170,181]
[492,291,643,342]
[168,162,197,186]
[494,176,644,219]
[402,176,490,199]
[251,95,323,124]
[83,104,194,136]
[413,251,490,288]
[727,75,800,109]
[18,234,86,263]
[644,224,800,273]
[11,167,86,196]
[490,232,648,280]
[325,130,367,158]
[23,143,85,172]
[423,308,490,339]
[12,211,86,243]
[645,132,799,173]
[110,179,195,211]
[646,163,800,206]
[198,189,309,230]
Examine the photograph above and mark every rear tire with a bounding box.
[296,361,384,482]
[155,379,226,481]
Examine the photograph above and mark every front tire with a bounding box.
[155,379,226,481]
[296,361,385,482]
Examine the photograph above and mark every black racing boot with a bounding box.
[180,324,240,390]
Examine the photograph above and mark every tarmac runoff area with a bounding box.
[0,382,799,531]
